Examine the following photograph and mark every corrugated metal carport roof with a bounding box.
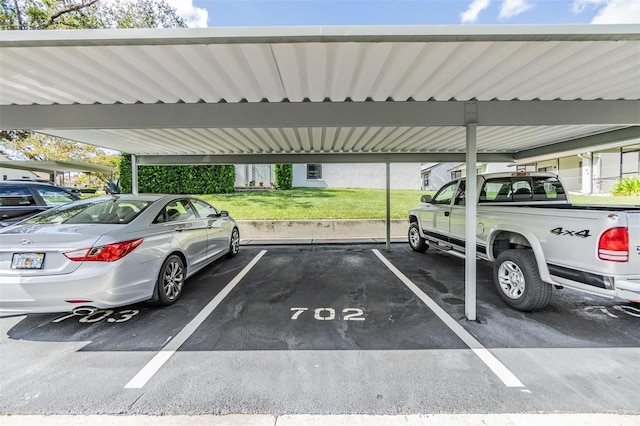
[0,24,639,164]
[1,24,638,321]
[0,159,116,175]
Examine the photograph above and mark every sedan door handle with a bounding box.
[174,225,185,232]
[444,211,450,217]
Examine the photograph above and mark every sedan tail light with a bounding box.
[598,228,628,262]
[64,239,144,262]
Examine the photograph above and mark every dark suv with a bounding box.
[0,181,79,226]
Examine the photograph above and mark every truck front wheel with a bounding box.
[493,249,552,311]
[408,222,429,252]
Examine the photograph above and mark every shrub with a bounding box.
[275,164,293,190]
[118,153,235,194]
[612,176,640,196]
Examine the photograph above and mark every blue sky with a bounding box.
[168,0,640,28]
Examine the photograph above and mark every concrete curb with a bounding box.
[236,219,409,241]
[2,414,638,425]
[241,237,407,246]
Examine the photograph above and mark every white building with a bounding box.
[234,140,639,194]
[235,163,423,190]
[423,140,640,195]
[0,155,41,181]
[513,141,639,195]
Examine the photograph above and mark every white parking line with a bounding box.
[125,250,267,389]
[372,249,524,388]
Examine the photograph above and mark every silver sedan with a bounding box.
[0,194,240,315]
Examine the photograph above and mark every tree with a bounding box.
[0,0,186,30]
[0,0,187,187]
[0,131,120,186]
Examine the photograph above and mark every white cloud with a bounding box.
[165,0,208,28]
[460,0,491,23]
[499,0,535,20]
[573,0,640,24]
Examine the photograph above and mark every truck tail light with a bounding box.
[64,239,143,262]
[598,228,628,262]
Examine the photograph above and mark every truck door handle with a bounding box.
[444,211,450,217]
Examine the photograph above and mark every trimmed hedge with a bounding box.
[274,164,293,190]
[119,153,235,194]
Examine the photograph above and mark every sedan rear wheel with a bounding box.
[153,254,185,306]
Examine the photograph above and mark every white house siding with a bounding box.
[598,150,622,194]
[558,156,581,192]
[293,163,423,190]
[0,167,39,181]
[234,164,274,187]
[479,163,512,174]
[622,149,639,177]
[420,163,457,190]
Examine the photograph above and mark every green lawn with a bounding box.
[566,193,640,205]
[201,188,430,220]
[200,188,639,220]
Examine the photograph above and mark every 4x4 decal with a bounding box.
[550,227,591,238]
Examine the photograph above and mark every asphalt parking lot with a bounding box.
[1,243,638,417]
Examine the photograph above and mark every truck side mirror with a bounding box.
[421,195,432,203]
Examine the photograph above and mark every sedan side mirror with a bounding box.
[219,210,229,217]
[420,195,432,203]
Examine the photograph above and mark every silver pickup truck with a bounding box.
[408,172,640,311]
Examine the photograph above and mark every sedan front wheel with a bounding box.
[408,222,428,253]
[227,227,240,258]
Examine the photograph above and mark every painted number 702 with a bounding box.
[290,307,365,321]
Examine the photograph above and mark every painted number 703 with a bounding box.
[290,307,365,321]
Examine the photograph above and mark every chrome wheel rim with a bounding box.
[162,258,184,301]
[230,229,240,254]
[409,227,420,247]
[497,260,525,299]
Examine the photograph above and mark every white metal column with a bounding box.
[131,154,138,195]
[465,103,478,321]
[386,162,391,252]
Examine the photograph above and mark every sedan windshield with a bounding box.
[24,199,151,225]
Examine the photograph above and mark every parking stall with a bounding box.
[1,243,638,415]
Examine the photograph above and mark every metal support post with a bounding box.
[386,162,391,252]
[465,103,478,321]
[131,154,138,195]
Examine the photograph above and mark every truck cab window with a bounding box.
[454,182,466,206]
[432,182,458,205]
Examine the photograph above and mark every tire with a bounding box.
[408,222,429,253]
[150,254,185,306]
[493,249,552,312]
[227,227,240,258]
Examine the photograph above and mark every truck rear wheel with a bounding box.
[409,222,429,252]
[493,249,551,311]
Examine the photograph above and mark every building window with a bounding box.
[421,171,430,189]
[307,164,322,180]
[451,170,462,180]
